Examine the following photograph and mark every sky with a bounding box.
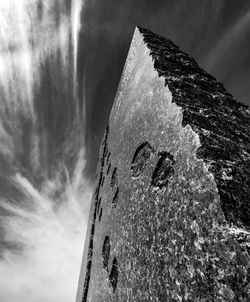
[80,0,250,177]
[0,1,92,301]
[0,0,249,301]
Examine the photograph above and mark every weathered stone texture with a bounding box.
[139,27,250,230]
[76,27,250,302]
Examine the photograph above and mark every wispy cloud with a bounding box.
[0,150,92,302]
[205,10,250,71]
[0,1,89,301]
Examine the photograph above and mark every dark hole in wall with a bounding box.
[102,236,110,269]
[98,171,103,187]
[106,152,111,165]
[109,257,118,292]
[101,175,105,187]
[99,208,103,222]
[151,151,175,189]
[82,199,98,301]
[112,188,119,208]
[111,167,118,188]
[97,197,101,214]
[107,163,111,175]
[95,170,103,201]
[100,126,109,167]
[131,142,153,177]
[100,144,107,167]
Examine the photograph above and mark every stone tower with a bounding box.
[76,27,250,301]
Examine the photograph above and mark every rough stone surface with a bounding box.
[139,27,250,230]
[76,27,250,302]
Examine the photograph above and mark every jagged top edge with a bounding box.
[136,26,249,109]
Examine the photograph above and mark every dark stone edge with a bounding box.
[138,26,250,230]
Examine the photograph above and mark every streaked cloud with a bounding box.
[205,10,250,71]
[0,150,92,302]
[0,1,89,302]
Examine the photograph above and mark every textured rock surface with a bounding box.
[76,27,250,302]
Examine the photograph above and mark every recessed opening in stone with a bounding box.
[97,197,101,214]
[100,145,107,167]
[109,257,118,292]
[111,167,118,188]
[107,163,111,175]
[99,208,103,222]
[151,151,175,189]
[112,188,119,208]
[97,171,103,192]
[102,236,110,270]
[106,152,111,164]
[131,142,153,177]
[82,194,98,301]
[101,176,105,187]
